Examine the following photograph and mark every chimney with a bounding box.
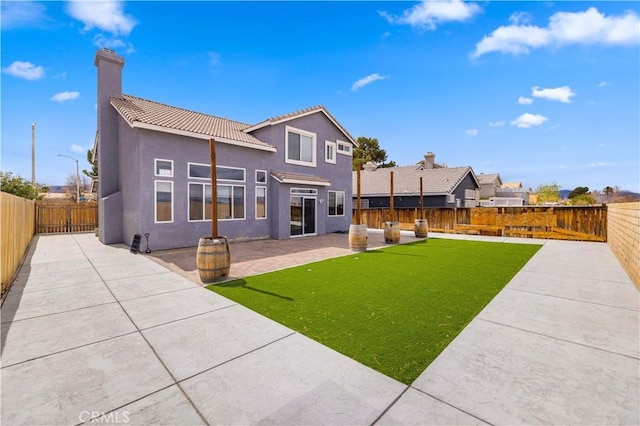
[94,48,125,244]
[363,161,377,172]
[423,152,435,169]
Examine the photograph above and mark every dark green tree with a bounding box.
[0,171,47,200]
[353,137,395,170]
[603,186,614,202]
[568,186,589,199]
[82,148,98,178]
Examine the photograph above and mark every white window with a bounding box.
[255,170,267,183]
[285,126,316,167]
[188,183,212,221]
[337,141,352,156]
[188,163,245,181]
[328,191,345,216]
[290,188,318,195]
[325,141,336,164]
[155,181,173,223]
[256,186,267,219]
[155,159,173,177]
[218,185,245,220]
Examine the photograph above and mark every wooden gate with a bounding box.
[36,202,98,234]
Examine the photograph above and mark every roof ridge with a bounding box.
[121,94,252,127]
[266,105,324,123]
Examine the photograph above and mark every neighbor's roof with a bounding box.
[245,105,357,146]
[271,170,331,187]
[477,173,502,185]
[354,166,478,196]
[502,181,523,189]
[110,95,276,151]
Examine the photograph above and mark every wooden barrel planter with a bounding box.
[349,224,368,251]
[414,219,429,238]
[384,221,400,244]
[197,236,230,283]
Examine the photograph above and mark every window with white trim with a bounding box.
[328,191,345,216]
[256,186,267,219]
[337,141,352,156]
[255,170,267,183]
[290,188,318,195]
[155,181,173,223]
[188,183,212,221]
[188,163,245,181]
[155,159,173,177]
[286,126,316,167]
[218,185,245,220]
[325,141,336,164]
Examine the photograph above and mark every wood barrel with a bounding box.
[349,224,368,251]
[384,221,400,244]
[414,219,429,238]
[197,236,230,283]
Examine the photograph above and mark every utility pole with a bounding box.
[31,122,36,197]
[58,154,80,203]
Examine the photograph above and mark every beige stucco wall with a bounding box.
[607,202,640,289]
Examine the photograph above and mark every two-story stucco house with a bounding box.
[95,48,356,250]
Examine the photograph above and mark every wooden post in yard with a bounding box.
[209,138,218,238]
[356,166,362,225]
[420,177,424,220]
[390,171,395,222]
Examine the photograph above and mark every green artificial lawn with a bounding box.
[207,238,541,384]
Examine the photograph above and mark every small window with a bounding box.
[256,170,267,183]
[189,163,211,179]
[325,141,336,164]
[352,199,369,209]
[286,126,316,167]
[155,181,173,223]
[290,188,318,195]
[337,141,352,156]
[328,191,345,216]
[155,159,173,177]
[189,163,245,181]
[256,186,267,219]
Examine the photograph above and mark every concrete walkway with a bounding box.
[1,232,638,425]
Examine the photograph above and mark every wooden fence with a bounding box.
[607,202,639,289]
[354,206,607,242]
[36,202,99,234]
[1,192,36,296]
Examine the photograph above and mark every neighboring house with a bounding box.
[477,173,503,199]
[353,153,480,208]
[95,48,356,250]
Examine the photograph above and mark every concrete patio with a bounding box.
[1,232,638,425]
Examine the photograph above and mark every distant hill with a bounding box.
[559,189,640,201]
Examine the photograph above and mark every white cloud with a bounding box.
[489,120,505,127]
[511,113,548,128]
[1,1,47,29]
[466,129,479,137]
[51,91,80,102]
[381,0,481,30]
[472,7,640,58]
[509,11,533,25]
[351,73,387,91]
[67,0,136,36]
[598,80,610,87]
[532,85,576,103]
[2,61,45,80]
[70,144,85,154]
[518,96,534,105]
[93,34,134,54]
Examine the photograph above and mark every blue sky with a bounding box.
[2,1,639,192]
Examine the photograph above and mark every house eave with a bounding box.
[271,175,331,187]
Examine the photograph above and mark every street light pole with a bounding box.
[31,123,36,197]
[58,154,80,203]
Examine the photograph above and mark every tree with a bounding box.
[535,182,560,204]
[568,186,589,199]
[82,148,98,178]
[0,171,47,200]
[603,186,614,203]
[353,137,395,170]
[64,173,90,201]
[569,193,596,205]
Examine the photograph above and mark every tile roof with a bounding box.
[247,105,357,146]
[271,170,331,186]
[354,166,477,196]
[477,173,501,185]
[110,95,275,149]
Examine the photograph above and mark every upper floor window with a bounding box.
[337,141,352,156]
[325,141,336,164]
[189,163,245,181]
[256,170,267,183]
[155,159,173,177]
[286,126,316,167]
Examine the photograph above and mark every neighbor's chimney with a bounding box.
[363,161,377,172]
[424,152,435,169]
